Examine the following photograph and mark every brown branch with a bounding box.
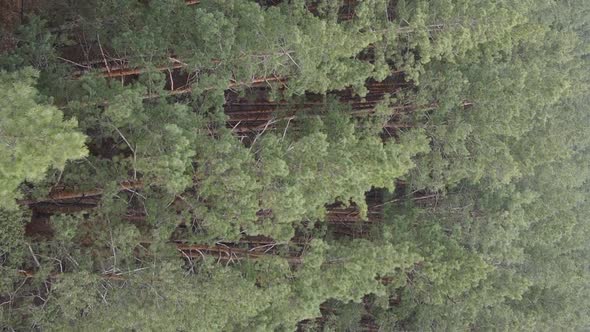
[19,180,143,205]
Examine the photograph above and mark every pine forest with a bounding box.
[0,0,589,330]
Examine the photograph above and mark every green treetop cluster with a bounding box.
[0,0,588,330]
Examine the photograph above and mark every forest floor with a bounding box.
[0,0,43,52]
[0,0,20,52]
[0,0,21,30]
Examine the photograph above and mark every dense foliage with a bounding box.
[0,68,87,209]
[0,0,588,330]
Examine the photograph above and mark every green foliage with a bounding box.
[61,0,399,97]
[405,1,587,192]
[193,105,428,241]
[0,208,27,272]
[1,0,588,330]
[63,75,204,194]
[0,16,57,71]
[0,67,87,209]
[392,0,535,82]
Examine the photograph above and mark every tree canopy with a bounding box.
[0,0,588,330]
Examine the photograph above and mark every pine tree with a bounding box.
[0,67,87,209]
